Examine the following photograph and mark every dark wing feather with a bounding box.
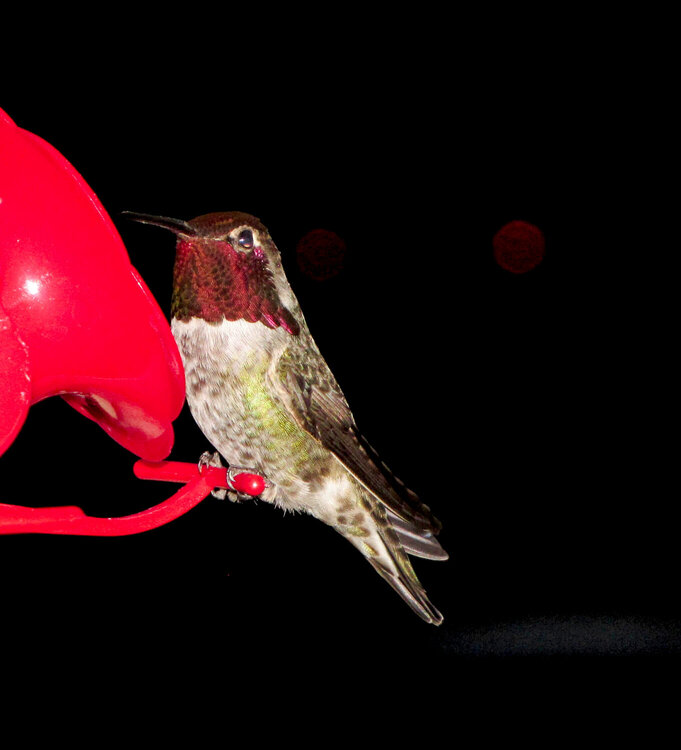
[273,339,445,538]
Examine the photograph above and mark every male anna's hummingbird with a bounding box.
[125,210,448,624]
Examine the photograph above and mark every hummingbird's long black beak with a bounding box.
[122,211,199,237]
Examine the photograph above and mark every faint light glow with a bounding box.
[493,220,545,274]
[439,616,681,656]
[23,279,41,296]
[296,229,347,281]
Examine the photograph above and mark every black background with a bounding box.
[1,13,673,689]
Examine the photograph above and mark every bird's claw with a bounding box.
[197,451,230,500]
[198,451,267,502]
[198,450,223,472]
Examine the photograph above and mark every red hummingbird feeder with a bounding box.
[0,106,265,536]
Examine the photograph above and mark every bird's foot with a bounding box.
[198,450,231,500]
[198,451,266,502]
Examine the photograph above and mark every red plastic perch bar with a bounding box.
[0,460,265,536]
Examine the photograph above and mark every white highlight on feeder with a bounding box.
[23,278,41,296]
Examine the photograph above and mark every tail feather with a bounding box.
[367,556,444,626]
[351,500,445,625]
[385,508,449,561]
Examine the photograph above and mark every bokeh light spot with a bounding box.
[296,229,346,281]
[493,220,545,274]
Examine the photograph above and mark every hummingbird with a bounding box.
[124,210,448,624]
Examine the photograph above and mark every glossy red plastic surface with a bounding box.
[0,468,213,535]
[230,472,267,496]
[0,107,185,460]
[134,460,266,495]
[0,109,270,537]
[0,460,265,535]
[134,460,265,495]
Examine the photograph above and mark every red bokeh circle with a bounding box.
[296,229,346,281]
[493,220,545,274]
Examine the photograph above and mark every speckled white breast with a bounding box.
[170,316,337,516]
[170,317,286,462]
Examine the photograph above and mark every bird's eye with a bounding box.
[237,229,254,249]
